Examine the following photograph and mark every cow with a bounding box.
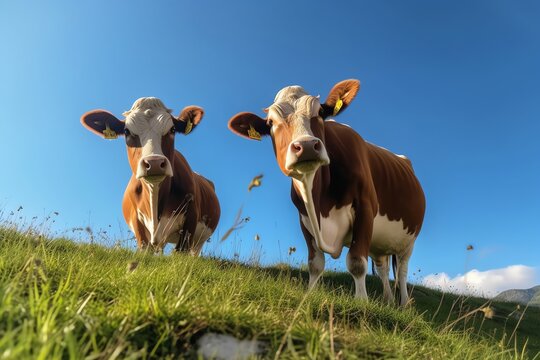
[81,97,220,254]
[228,80,425,305]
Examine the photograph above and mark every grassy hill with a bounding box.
[1,226,539,359]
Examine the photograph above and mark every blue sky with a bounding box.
[1,1,539,293]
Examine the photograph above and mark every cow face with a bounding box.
[81,97,203,184]
[229,80,360,179]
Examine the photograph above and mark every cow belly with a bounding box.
[370,214,416,257]
[301,205,354,259]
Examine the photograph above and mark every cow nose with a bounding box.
[142,156,167,176]
[290,139,322,162]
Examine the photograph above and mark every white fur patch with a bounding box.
[292,178,309,202]
[124,97,175,178]
[298,203,416,261]
[301,205,354,259]
[370,214,416,258]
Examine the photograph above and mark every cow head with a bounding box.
[228,80,359,180]
[81,97,204,185]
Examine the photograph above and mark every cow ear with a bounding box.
[175,106,204,135]
[228,112,271,141]
[320,79,360,119]
[81,110,125,139]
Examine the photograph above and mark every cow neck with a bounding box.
[292,165,332,253]
[142,176,172,245]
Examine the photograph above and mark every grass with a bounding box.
[0,225,539,359]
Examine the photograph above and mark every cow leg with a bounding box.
[300,218,325,290]
[132,220,150,251]
[373,255,393,304]
[396,248,413,306]
[308,247,325,290]
[347,203,374,300]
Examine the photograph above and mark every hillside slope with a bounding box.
[0,226,539,359]
[494,286,540,307]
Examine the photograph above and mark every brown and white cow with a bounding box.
[228,80,425,305]
[81,97,220,254]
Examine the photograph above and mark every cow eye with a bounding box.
[169,126,175,135]
[267,119,274,127]
[124,128,131,136]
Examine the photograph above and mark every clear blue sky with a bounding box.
[1,1,539,286]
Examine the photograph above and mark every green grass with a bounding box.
[0,225,539,359]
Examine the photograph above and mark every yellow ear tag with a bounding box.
[184,120,193,135]
[248,125,261,141]
[103,124,118,140]
[333,98,343,116]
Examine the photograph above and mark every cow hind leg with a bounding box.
[395,249,413,306]
[373,255,393,304]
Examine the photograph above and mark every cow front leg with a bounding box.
[132,220,150,251]
[308,248,325,290]
[300,217,325,290]
[347,203,374,300]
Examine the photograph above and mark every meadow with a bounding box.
[0,223,539,359]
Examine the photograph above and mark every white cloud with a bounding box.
[421,265,538,298]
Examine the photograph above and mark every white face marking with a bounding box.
[124,97,175,178]
[370,214,416,257]
[300,204,354,259]
[268,86,330,172]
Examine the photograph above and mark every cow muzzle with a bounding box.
[285,137,330,175]
[136,155,173,182]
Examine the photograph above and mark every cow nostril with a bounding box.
[292,142,303,153]
[160,161,165,169]
[313,141,321,152]
[144,160,151,170]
